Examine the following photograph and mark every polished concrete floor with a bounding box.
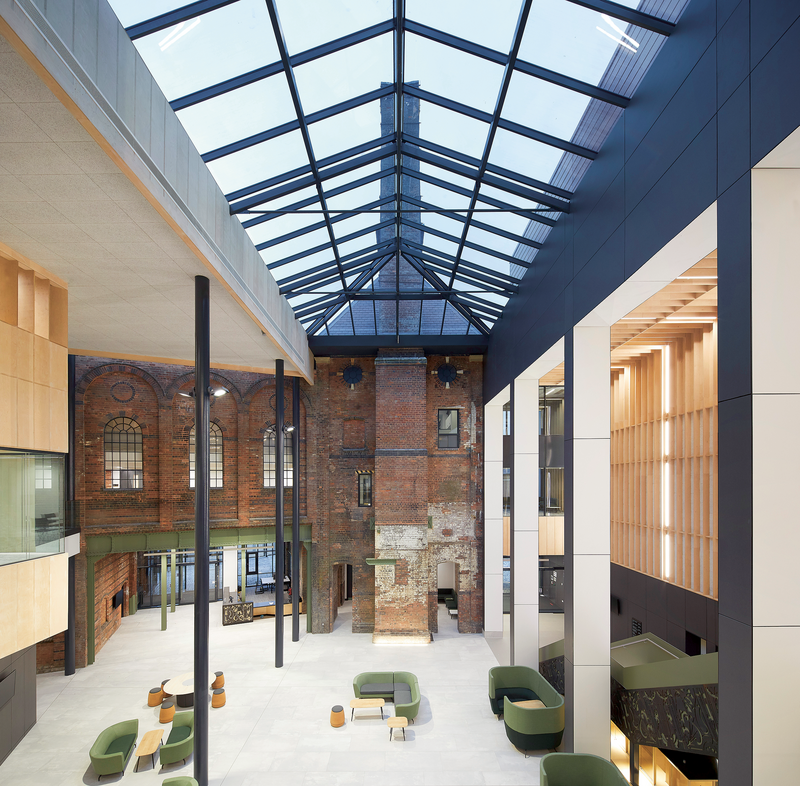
[1,602,550,785]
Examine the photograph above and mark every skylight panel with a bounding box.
[129,0,278,101]
[466,225,517,257]
[486,129,564,185]
[245,208,323,248]
[107,0,189,28]
[406,0,519,52]
[414,103,489,160]
[308,101,382,161]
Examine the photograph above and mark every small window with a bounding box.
[35,456,53,489]
[438,409,459,449]
[357,472,372,507]
[189,422,223,489]
[264,426,294,487]
[104,417,143,489]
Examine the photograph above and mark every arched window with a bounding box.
[189,422,223,488]
[104,417,143,489]
[263,426,293,487]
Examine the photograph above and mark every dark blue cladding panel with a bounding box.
[717,0,744,33]
[717,615,753,786]
[573,174,625,276]
[750,0,800,67]
[623,0,716,161]
[717,394,753,627]
[751,15,800,165]
[625,42,717,214]
[666,583,687,626]
[624,119,717,278]
[717,175,752,402]
[573,227,624,325]
[717,0,749,107]
[717,79,750,195]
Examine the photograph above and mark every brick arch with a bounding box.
[428,544,481,634]
[76,363,164,403]
[178,415,229,435]
[165,371,242,405]
[243,376,312,412]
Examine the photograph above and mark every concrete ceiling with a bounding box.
[0,30,309,378]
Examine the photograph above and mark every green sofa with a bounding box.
[488,666,564,751]
[162,778,199,786]
[353,671,421,721]
[88,718,138,777]
[540,752,628,785]
[160,712,194,767]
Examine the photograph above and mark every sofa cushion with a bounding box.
[394,687,413,705]
[166,726,192,746]
[360,682,395,696]
[105,733,136,757]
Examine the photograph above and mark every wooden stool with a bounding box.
[212,671,224,689]
[330,705,345,728]
[212,688,226,708]
[148,687,163,707]
[161,679,173,698]
[388,716,408,741]
[159,699,175,724]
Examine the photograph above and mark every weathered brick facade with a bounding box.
[39,350,483,670]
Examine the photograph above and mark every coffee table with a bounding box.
[163,671,216,708]
[388,716,408,741]
[350,697,385,720]
[134,728,163,771]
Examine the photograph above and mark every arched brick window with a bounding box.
[104,417,143,489]
[189,422,223,489]
[263,426,293,487]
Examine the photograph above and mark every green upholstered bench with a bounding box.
[540,752,628,785]
[88,718,138,777]
[489,666,565,752]
[160,712,194,766]
[353,671,421,721]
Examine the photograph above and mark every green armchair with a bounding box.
[489,666,565,751]
[540,752,628,785]
[88,718,138,777]
[162,778,200,786]
[160,712,194,767]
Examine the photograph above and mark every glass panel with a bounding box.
[358,474,372,507]
[0,449,65,566]
[503,72,592,144]
[518,0,647,88]
[419,160,478,194]
[308,101,382,161]
[333,213,381,241]
[421,212,464,243]
[416,182,472,212]
[462,247,509,277]
[417,102,489,160]
[245,205,323,248]
[466,225,517,257]
[486,129,564,186]
[337,233,379,259]
[176,75,296,154]
[262,234,332,267]
[207,130,308,195]
[249,184,321,213]
[325,181,384,213]
[405,33,504,115]
[295,34,392,116]
[322,161,382,195]
[276,0,392,54]
[472,205,530,237]
[406,0,520,53]
[131,0,279,101]
[107,0,189,28]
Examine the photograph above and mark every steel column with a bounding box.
[194,275,211,786]
[292,376,300,642]
[275,359,285,668]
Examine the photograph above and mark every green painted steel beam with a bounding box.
[161,553,167,631]
[170,549,176,613]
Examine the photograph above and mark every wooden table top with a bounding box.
[136,729,163,757]
[511,699,546,709]
[350,698,385,708]
[387,716,408,728]
[163,671,215,696]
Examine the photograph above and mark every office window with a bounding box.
[438,409,459,449]
[357,472,372,506]
[189,422,223,488]
[35,456,53,489]
[104,417,143,489]
[263,427,293,487]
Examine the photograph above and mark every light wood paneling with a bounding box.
[539,516,564,555]
[540,363,565,386]
[503,516,510,556]
[610,256,718,599]
[0,553,69,660]
[0,252,69,452]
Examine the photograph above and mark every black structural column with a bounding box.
[275,359,285,668]
[194,275,210,786]
[291,376,300,641]
[64,354,76,676]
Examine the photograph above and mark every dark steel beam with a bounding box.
[127,0,237,39]
[202,85,393,162]
[404,19,507,65]
[194,275,211,786]
[393,0,406,337]
[401,238,522,284]
[170,19,394,109]
[278,242,394,289]
[275,359,285,668]
[308,334,489,353]
[514,59,630,107]
[565,0,675,36]
[291,377,300,642]
[496,117,597,159]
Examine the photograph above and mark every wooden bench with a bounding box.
[253,601,305,617]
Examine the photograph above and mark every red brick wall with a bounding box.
[94,552,136,656]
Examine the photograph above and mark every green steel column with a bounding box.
[306,541,312,633]
[86,556,99,665]
[161,553,167,631]
[240,545,245,603]
[170,549,177,613]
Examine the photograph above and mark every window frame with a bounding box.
[104,416,144,490]
[437,408,459,449]
[263,425,294,488]
[189,421,224,489]
[357,472,372,507]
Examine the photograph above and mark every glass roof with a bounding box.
[112,0,688,337]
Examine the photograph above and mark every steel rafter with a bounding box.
[565,0,675,35]
[393,0,406,339]
[170,19,394,110]
[280,246,394,295]
[127,0,238,39]
[278,241,394,289]
[263,0,353,332]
